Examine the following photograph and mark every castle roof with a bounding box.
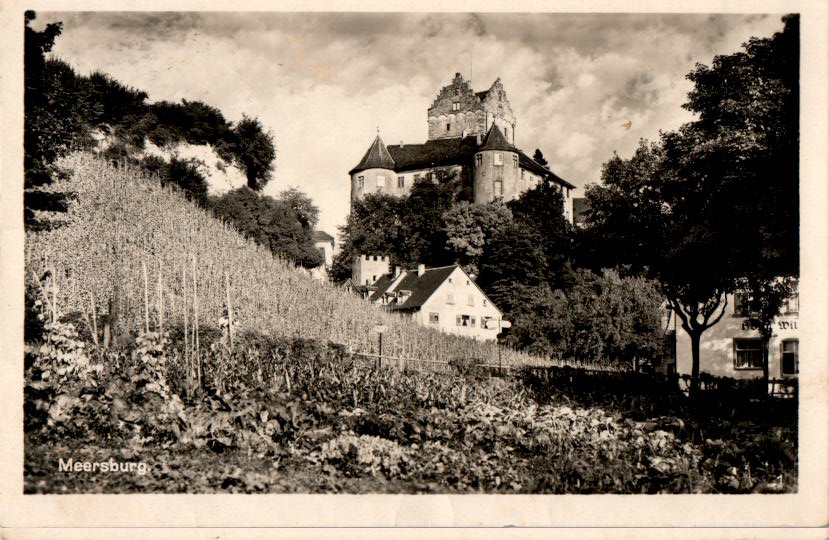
[349,134,396,175]
[386,136,481,173]
[478,124,515,152]
[381,132,574,189]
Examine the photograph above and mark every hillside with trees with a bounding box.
[23,11,320,268]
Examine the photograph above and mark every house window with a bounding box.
[494,180,503,197]
[470,316,476,328]
[733,338,763,370]
[446,292,454,304]
[482,316,493,329]
[513,155,518,167]
[783,291,799,314]
[358,176,365,189]
[457,314,472,327]
[475,154,482,167]
[429,312,439,324]
[781,339,798,375]
[448,278,452,284]
[734,292,750,317]
[494,153,503,166]
[521,169,525,179]
[483,299,487,307]
[398,176,405,188]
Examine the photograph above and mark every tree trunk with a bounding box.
[761,333,771,399]
[690,330,701,397]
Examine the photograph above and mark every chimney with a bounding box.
[476,133,482,145]
[417,264,425,277]
[394,266,401,277]
[469,273,477,282]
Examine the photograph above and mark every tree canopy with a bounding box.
[582,15,799,392]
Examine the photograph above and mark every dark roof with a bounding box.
[517,150,575,188]
[370,265,458,309]
[313,230,334,243]
[386,136,480,173]
[478,124,514,152]
[356,130,575,189]
[349,134,396,175]
[573,198,590,224]
[368,274,395,301]
[395,266,458,310]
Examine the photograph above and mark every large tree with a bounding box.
[442,200,512,276]
[211,187,321,268]
[228,114,276,190]
[683,15,799,390]
[584,15,799,394]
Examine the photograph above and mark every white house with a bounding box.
[369,263,505,341]
[676,284,799,381]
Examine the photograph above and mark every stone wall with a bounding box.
[427,73,515,141]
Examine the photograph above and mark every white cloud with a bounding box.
[43,11,787,236]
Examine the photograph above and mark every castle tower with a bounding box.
[348,131,396,204]
[427,73,516,142]
[473,125,520,204]
[352,254,390,287]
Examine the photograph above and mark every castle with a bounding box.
[349,73,575,222]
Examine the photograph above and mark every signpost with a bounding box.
[372,325,387,368]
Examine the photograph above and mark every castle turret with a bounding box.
[472,125,520,204]
[352,254,390,287]
[349,132,396,204]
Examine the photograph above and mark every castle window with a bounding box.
[475,154,482,167]
[494,180,503,197]
[452,102,460,111]
[398,176,405,188]
[513,155,518,167]
[446,123,451,131]
[358,176,364,189]
[521,169,525,179]
[504,127,509,139]
[494,153,503,166]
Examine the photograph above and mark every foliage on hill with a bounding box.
[23,11,324,268]
[333,166,666,368]
[209,187,322,269]
[26,152,552,369]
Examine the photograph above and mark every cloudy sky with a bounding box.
[37,11,785,236]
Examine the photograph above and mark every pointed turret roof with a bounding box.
[349,133,396,174]
[478,124,515,152]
